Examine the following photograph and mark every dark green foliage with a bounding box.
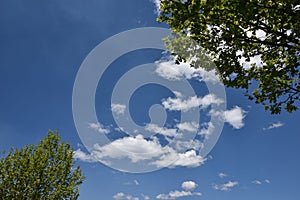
[0,131,85,200]
[158,0,300,114]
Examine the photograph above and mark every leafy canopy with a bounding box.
[0,131,85,200]
[157,0,300,114]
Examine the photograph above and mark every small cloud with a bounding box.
[112,103,126,116]
[252,180,262,185]
[134,180,139,185]
[218,172,228,178]
[265,179,270,184]
[263,122,284,131]
[88,122,110,134]
[209,106,246,129]
[213,181,239,191]
[157,181,201,200]
[181,181,198,191]
[113,192,139,200]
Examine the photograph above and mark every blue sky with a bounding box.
[1,0,300,199]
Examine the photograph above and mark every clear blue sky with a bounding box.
[1,0,300,199]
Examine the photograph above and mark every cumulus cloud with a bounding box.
[74,135,206,168]
[218,172,228,178]
[213,181,239,191]
[88,122,110,134]
[263,122,284,130]
[112,103,126,116]
[209,106,246,129]
[181,181,197,191]
[162,94,223,112]
[155,59,220,84]
[113,192,139,200]
[265,179,270,184]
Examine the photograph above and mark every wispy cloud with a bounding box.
[218,172,228,178]
[156,181,201,199]
[88,122,110,134]
[213,181,239,191]
[252,179,271,185]
[252,180,262,185]
[263,122,284,130]
[112,103,126,116]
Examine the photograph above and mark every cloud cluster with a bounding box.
[156,181,201,199]
[74,135,206,168]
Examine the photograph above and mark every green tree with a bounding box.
[157,0,300,114]
[0,131,85,200]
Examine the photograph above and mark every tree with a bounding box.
[0,131,85,199]
[157,0,300,114]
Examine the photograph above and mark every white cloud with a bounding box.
[112,103,126,116]
[73,148,99,163]
[145,124,179,137]
[74,135,206,168]
[176,122,198,132]
[88,122,110,134]
[198,122,215,136]
[113,192,139,200]
[263,122,284,130]
[213,181,239,191]
[153,149,206,168]
[134,180,139,185]
[156,190,201,200]
[181,181,197,191]
[142,194,150,200]
[155,59,220,84]
[152,0,161,13]
[218,172,228,178]
[209,106,246,129]
[265,179,270,184]
[162,94,223,112]
[252,180,262,185]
